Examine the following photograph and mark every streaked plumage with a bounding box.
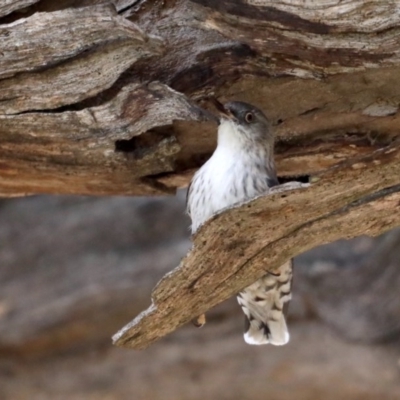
[187,100,292,345]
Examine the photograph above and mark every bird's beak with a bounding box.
[209,97,234,120]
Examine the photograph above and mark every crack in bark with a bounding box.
[112,139,400,348]
[215,182,400,295]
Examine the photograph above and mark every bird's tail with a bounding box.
[243,311,289,346]
[237,260,293,346]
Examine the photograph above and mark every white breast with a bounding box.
[188,120,273,233]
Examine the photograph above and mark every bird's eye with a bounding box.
[245,112,254,123]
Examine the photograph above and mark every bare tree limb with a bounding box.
[113,141,400,349]
[1,0,400,347]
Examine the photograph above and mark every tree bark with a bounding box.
[114,145,400,348]
[1,0,400,196]
[1,0,400,348]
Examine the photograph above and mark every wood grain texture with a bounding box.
[0,4,154,79]
[0,0,40,18]
[0,39,163,114]
[113,141,400,349]
[0,82,212,196]
[199,0,400,32]
[1,1,400,343]
[0,0,400,196]
[189,0,400,78]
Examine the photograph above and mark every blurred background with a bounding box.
[0,193,399,400]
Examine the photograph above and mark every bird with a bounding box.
[186,99,293,345]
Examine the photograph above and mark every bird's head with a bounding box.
[210,99,274,147]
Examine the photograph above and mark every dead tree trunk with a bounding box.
[1,1,400,348]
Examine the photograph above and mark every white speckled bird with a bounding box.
[187,99,293,345]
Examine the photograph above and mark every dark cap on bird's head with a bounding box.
[210,98,273,143]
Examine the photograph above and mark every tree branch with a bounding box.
[113,141,400,349]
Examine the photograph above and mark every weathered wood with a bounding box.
[0,82,212,196]
[238,0,400,32]
[0,0,40,18]
[113,0,141,13]
[0,1,400,196]
[1,0,400,349]
[113,142,400,349]
[189,0,400,78]
[0,41,163,114]
[0,5,155,79]
[0,5,163,113]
